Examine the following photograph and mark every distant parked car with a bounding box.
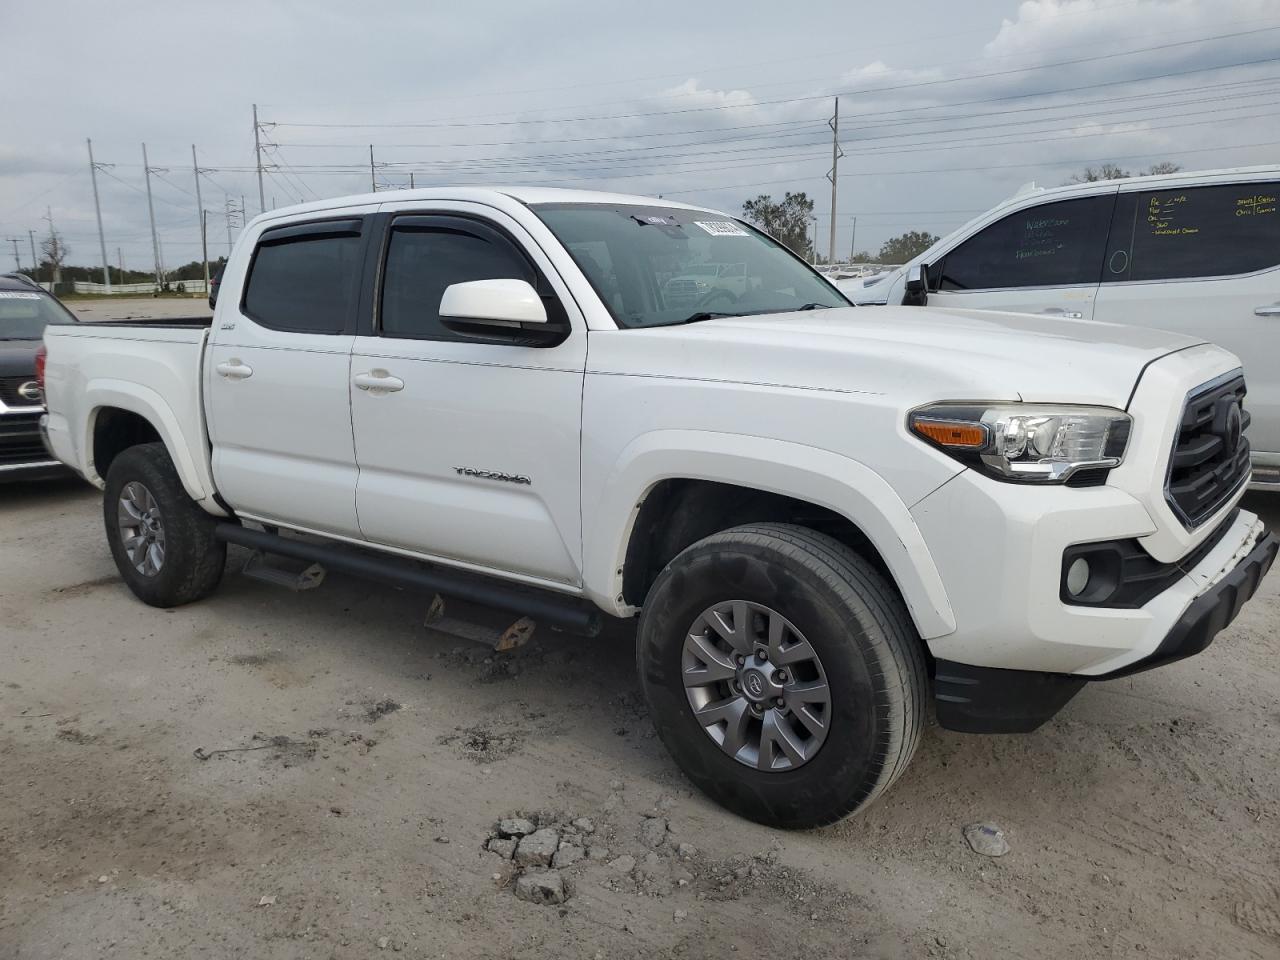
[0,275,76,480]
[838,165,1280,488]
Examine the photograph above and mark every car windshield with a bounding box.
[532,204,849,328]
[0,289,75,339]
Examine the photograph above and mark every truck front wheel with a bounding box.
[103,442,226,607]
[637,523,927,828]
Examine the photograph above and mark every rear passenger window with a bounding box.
[242,221,363,333]
[380,215,565,342]
[1104,183,1280,282]
[936,195,1115,291]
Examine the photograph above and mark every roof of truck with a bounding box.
[245,186,728,231]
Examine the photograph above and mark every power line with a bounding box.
[269,30,1280,128]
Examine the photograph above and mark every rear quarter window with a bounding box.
[242,221,364,333]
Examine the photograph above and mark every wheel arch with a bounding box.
[582,430,956,639]
[82,381,223,515]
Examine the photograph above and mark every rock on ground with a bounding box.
[486,837,517,859]
[963,822,1010,857]
[639,816,668,848]
[553,844,585,868]
[496,817,537,838]
[514,871,566,905]
[514,828,560,867]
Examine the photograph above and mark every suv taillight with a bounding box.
[35,344,47,390]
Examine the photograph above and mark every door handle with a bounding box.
[1255,304,1280,317]
[1038,308,1083,320]
[353,370,405,393]
[215,359,253,380]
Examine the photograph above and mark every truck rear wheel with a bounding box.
[637,523,927,828]
[103,442,225,607]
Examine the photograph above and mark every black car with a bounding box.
[0,274,76,480]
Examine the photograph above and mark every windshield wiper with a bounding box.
[795,302,833,311]
[674,311,745,325]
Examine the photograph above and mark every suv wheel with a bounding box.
[637,522,927,828]
[103,442,225,607]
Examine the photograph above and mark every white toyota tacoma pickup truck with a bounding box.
[39,187,1277,828]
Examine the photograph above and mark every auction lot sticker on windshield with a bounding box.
[693,220,750,237]
[0,291,42,299]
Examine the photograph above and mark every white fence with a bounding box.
[71,279,209,295]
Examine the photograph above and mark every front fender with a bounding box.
[582,429,956,639]
[82,379,221,513]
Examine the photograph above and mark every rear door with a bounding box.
[205,213,372,537]
[349,201,587,587]
[925,192,1117,320]
[1093,179,1280,460]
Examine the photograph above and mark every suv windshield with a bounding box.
[532,204,849,328]
[0,289,75,339]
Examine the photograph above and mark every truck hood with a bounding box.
[0,340,40,379]
[593,306,1210,409]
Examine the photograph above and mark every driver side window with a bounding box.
[936,195,1115,291]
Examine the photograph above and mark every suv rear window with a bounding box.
[1104,182,1280,282]
[242,221,363,333]
[936,195,1115,291]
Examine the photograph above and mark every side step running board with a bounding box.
[214,523,603,637]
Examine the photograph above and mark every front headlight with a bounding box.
[908,403,1132,483]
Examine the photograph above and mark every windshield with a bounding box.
[532,204,849,328]
[0,289,76,339]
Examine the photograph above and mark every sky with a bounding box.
[1,0,1278,275]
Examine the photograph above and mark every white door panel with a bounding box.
[350,344,583,581]
[206,209,375,538]
[1094,269,1280,455]
[351,201,587,585]
[206,337,359,536]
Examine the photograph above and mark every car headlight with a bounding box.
[908,403,1132,483]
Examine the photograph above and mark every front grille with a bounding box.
[1166,372,1251,528]
[0,376,41,407]
[0,411,48,465]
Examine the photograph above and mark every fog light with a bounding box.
[1066,557,1091,597]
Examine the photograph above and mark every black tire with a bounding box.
[102,442,225,607]
[637,522,927,828]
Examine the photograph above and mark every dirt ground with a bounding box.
[1,479,1278,960]
[64,297,211,322]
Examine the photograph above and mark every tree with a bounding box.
[876,231,939,264]
[40,230,70,285]
[1066,162,1180,184]
[741,191,814,258]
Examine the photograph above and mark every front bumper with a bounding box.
[934,528,1277,732]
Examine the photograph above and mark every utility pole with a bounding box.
[28,231,38,276]
[369,145,376,192]
[849,216,857,262]
[200,210,210,295]
[142,143,163,291]
[826,97,841,265]
[253,103,266,214]
[86,138,112,292]
[192,145,209,293]
[224,195,234,252]
[6,238,20,271]
[43,207,57,286]
[118,247,124,284]
[409,172,415,189]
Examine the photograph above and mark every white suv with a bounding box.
[840,167,1280,486]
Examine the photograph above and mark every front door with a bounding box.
[349,202,587,587]
[205,213,372,538]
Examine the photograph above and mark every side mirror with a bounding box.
[440,278,547,326]
[903,263,929,307]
